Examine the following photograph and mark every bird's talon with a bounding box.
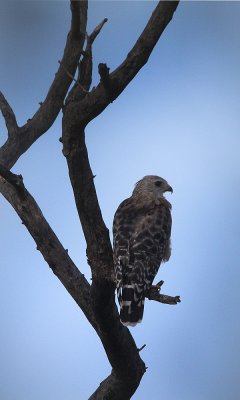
[152,280,164,291]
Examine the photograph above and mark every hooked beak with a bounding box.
[165,185,173,194]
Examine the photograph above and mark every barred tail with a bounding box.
[117,284,145,327]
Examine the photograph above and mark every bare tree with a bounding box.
[0,1,180,399]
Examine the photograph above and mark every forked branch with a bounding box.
[0,0,88,169]
[66,17,108,103]
[63,1,179,128]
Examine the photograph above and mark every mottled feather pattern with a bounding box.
[113,176,172,326]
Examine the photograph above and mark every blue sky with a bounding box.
[1,1,240,399]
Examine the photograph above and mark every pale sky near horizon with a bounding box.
[1,1,240,399]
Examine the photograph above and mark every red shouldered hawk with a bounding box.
[113,175,173,327]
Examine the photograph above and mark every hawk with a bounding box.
[113,175,173,326]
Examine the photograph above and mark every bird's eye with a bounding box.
[155,181,162,187]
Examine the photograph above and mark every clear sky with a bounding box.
[1,1,240,399]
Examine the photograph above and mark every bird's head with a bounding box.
[132,175,173,203]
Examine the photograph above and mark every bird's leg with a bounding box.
[151,280,164,291]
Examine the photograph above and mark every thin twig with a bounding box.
[58,60,89,93]
[88,17,108,44]
[138,344,146,352]
[75,18,108,93]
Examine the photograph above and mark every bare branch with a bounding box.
[63,1,179,128]
[0,0,88,169]
[62,127,113,281]
[138,344,146,352]
[88,17,108,44]
[79,17,108,90]
[0,168,96,328]
[66,17,108,104]
[0,91,18,138]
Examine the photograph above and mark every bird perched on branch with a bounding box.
[113,175,173,326]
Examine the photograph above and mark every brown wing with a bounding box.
[129,204,172,286]
[113,199,172,326]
